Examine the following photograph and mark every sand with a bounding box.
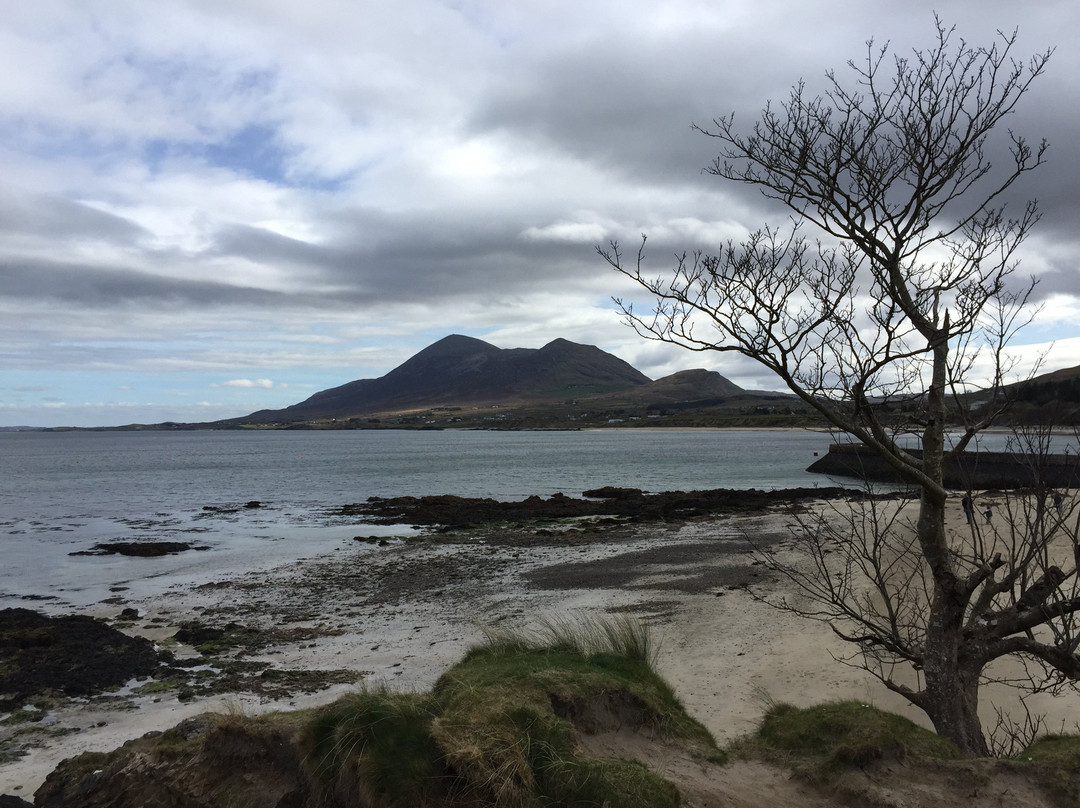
[2,499,1078,803]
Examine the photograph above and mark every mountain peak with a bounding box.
[421,334,495,354]
[239,335,651,423]
[390,335,502,379]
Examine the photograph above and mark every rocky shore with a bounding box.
[4,486,1077,806]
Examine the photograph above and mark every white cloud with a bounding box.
[216,378,278,389]
[521,221,607,243]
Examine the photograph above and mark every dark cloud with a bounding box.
[209,223,350,273]
[1,1,1078,426]
[469,37,793,189]
[0,189,147,243]
[0,256,315,308]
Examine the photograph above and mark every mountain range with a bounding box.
[232,334,772,428]
[220,334,1080,430]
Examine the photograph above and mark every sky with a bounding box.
[2,0,1079,428]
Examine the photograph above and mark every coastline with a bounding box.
[1,503,898,797]
[6,494,1080,801]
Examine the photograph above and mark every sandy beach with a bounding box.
[4,495,1079,802]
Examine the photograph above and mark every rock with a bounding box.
[352,535,385,544]
[336,486,853,527]
[807,443,1080,488]
[33,714,308,808]
[173,623,226,646]
[582,486,644,500]
[0,609,161,710]
[69,541,209,557]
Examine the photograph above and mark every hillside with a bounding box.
[86,336,1080,431]
[238,335,650,424]
[222,337,1080,432]
[1002,364,1080,424]
[613,368,744,401]
[229,335,795,428]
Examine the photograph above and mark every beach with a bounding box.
[0,500,892,796]
[5,492,1079,803]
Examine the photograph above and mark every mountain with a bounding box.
[239,335,660,424]
[622,368,744,401]
[224,346,1080,429]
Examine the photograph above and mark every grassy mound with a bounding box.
[302,616,721,807]
[1014,734,1080,806]
[739,701,960,777]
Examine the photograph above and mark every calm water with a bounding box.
[0,428,835,608]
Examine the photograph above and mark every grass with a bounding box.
[1018,733,1080,764]
[732,703,1080,806]
[735,701,961,779]
[38,607,1080,806]
[304,690,449,807]
[1012,734,1080,807]
[478,612,658,667]
[1,701,50,725]
[300,614,719,807]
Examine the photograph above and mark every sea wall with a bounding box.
[807,443,1080,489]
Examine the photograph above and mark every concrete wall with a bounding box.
[807,443,1080,489]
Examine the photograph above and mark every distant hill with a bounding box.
[1002,363,1080,424]
[237,335,666,425]
[616,368,745,402]
[1030,365,1080,383]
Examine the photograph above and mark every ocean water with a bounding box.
[0,428,836,608]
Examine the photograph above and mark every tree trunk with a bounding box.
[920,495,987,756]
[915,489,989,754]
[915,332,989,756]
[922,606,990,756]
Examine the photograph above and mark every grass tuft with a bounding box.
[302,689,451,807]
[300,614,717,807]
[740,700,960,778]
[1018,733,1080,764]
[479,612,658,666]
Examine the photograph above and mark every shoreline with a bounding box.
[3,507,873,796]
[6,493,1080,801]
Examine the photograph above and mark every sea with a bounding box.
[0,428,847,609]
[10,426,1068,611]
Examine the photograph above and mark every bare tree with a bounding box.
[598,20,1074,756]
[758,470,1080,758]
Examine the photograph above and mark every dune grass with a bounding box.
[476,612,659,667]
[734,700,961,779]
[304,690,450,806]
[300,614,719,807]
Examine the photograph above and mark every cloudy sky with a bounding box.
[2,0,1078,427]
